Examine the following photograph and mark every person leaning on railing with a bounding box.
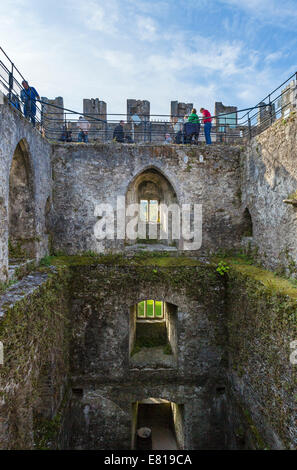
[200,107,212,144]
[20,80,40,127]
[184,108,200,144]
[172,116,183,144]
[113,120,125,143]
[60,125,72,143]
[77,116,91,143]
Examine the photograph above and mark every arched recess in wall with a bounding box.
[125,167,178,246]
[9,138,37,260]
[241,207,253,237]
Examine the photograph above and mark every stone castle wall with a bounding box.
[241,113,297,274]
[0,99,52,282]
[0,256,295,449]
[0,268,70,449]
[50,143,244,255]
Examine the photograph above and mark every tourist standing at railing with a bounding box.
[113,120,125,143]
[164,133,173,144]
[60,125,72,143]
[184,108,200,144]
[77,116,91,143]
[200,107,212,144]
[20,80,40,127]
[172,116,183,144]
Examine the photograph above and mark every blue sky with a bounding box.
[1,0,297,115]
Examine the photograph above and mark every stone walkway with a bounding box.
[8,258,35,280]
[151,426,178,450]
[0,271,49,317]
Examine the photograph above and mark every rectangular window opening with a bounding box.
[137,300,164,320]
[140,199,160,223]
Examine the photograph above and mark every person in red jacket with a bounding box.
[200,107,212,144]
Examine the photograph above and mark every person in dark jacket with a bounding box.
[113,120,125,142]
[20,80,40,126]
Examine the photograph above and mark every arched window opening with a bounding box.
[140,199,160,223]
[126,168,178,246]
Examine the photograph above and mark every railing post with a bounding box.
[149,121,152,143]
[248,113,251,140]
[8,63,14,102]
[144,119,147,143]
[294,72,297,114]
[268,94,273,125]
[105,121,108,142]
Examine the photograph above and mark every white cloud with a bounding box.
[137,16,158,41]
[218,0,297,25]
[265,51,284,64]
[73,0,119,34]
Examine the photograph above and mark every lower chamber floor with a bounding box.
[136,403,178,450]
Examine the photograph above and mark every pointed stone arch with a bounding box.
[125,167,179,246]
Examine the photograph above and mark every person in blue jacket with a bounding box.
[20,80,40,126]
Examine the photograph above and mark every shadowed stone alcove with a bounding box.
[9,139,37,260]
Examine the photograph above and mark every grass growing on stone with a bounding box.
[0,278,17,295]
[37,249,297,301]
[46,252,204,268]
[39,255,55,266]
[222,256,297,300]
[136,256,202,267]
[40,250,297,301]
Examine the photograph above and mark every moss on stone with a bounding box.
[224,256,297,300]
[225,255,297,449]
[47,253,205,269]
[0,266,70,449]
[286,190,297,201]
[242,409,269,450]
[1,252,296,449]
[33,414,62,450]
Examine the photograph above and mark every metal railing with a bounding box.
[1,45,297,145]
[0,46,43,127]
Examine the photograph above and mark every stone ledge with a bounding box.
[283,199,297,206]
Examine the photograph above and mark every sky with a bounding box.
[1,0,297,116]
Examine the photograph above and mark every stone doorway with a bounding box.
[132,399,184,450]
